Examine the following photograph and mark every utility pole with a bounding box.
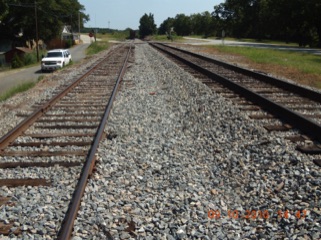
[78,11,81,42]
[35,1,39,61]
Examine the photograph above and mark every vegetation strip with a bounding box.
[0,81,36,102]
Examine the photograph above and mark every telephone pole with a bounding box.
[78,11,81,42]
[35,1,39,61]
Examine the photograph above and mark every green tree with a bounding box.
[0,0,89,45]
[139,13,157,38]
[173,14,192,36]
[211,0,321,46]
[158,17,174,35]
[190,11,213,37]
[308,0,321,47]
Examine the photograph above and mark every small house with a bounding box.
[5,47,32,63]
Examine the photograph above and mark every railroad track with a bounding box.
[150,42,321,159]
[0,43,133,238]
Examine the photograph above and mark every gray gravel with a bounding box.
[72,43,321,239]
[0,46,118,239]
[0,42,320,239]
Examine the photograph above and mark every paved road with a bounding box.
[183,37,321,55]
[0,35,90,96]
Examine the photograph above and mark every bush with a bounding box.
[23,52,37,65]
[65,39,73,48]
[11,53,24,69]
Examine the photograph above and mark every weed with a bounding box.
[0,81,36,102]
[86,41,109,55]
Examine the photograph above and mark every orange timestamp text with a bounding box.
[208,209,308,220]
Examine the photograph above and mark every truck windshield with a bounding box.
[47,52,63,58]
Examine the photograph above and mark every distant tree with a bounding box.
[211,0,321,46]
[308,0,321,47]
[173,14,192,36]
[190,11,213,37]
[139,13,157,38]
[158,17,175,35]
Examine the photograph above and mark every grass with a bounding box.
[108,31,130,41]
[85,32,128,55]
[213,45,321,75]
[86,41,109,55]
[199,44,321,89]
[0,81,37,102]
[0,75,44,102]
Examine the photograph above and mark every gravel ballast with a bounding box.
[0,42,320,239]
[72,43,321,239]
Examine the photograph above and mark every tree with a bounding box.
[211,0,321,46]
[173,14,192,36]
[190,12,213,37]
[139,13,157,38]
[0,0,8,21]
[158,17,174,35]
[0,0,89,45]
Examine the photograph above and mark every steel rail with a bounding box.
[150,43,321,142]
[56,43,132,240]
[0,47,120,151]
[153,42,321,104]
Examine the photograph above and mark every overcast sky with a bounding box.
[78,0,224,30]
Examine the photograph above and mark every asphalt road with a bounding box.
[182,37,321,55]
[0,35,91,96]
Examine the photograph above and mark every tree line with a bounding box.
[0,0,88,46]
[139,0,321,47]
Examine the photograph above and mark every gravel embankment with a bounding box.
[72,43,321,240]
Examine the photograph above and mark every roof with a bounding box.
[62,25,72,34]
[12,47,33,53]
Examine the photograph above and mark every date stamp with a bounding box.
[208,209,308,220]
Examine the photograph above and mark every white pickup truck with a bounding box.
[41,49,72,72]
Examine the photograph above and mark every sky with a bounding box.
[78,0,224,30]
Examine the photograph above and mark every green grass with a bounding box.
[86,41,110,55]
[212,45,321,75]
[0,81,37,102]
[109,31,130,41]
[0,75,45,102]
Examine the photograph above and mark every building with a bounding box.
[62,25,80,44]
[4,47,32,63]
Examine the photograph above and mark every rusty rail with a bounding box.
[56,43,132,240]
[0,47,120,151]
[150,42,321,143]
